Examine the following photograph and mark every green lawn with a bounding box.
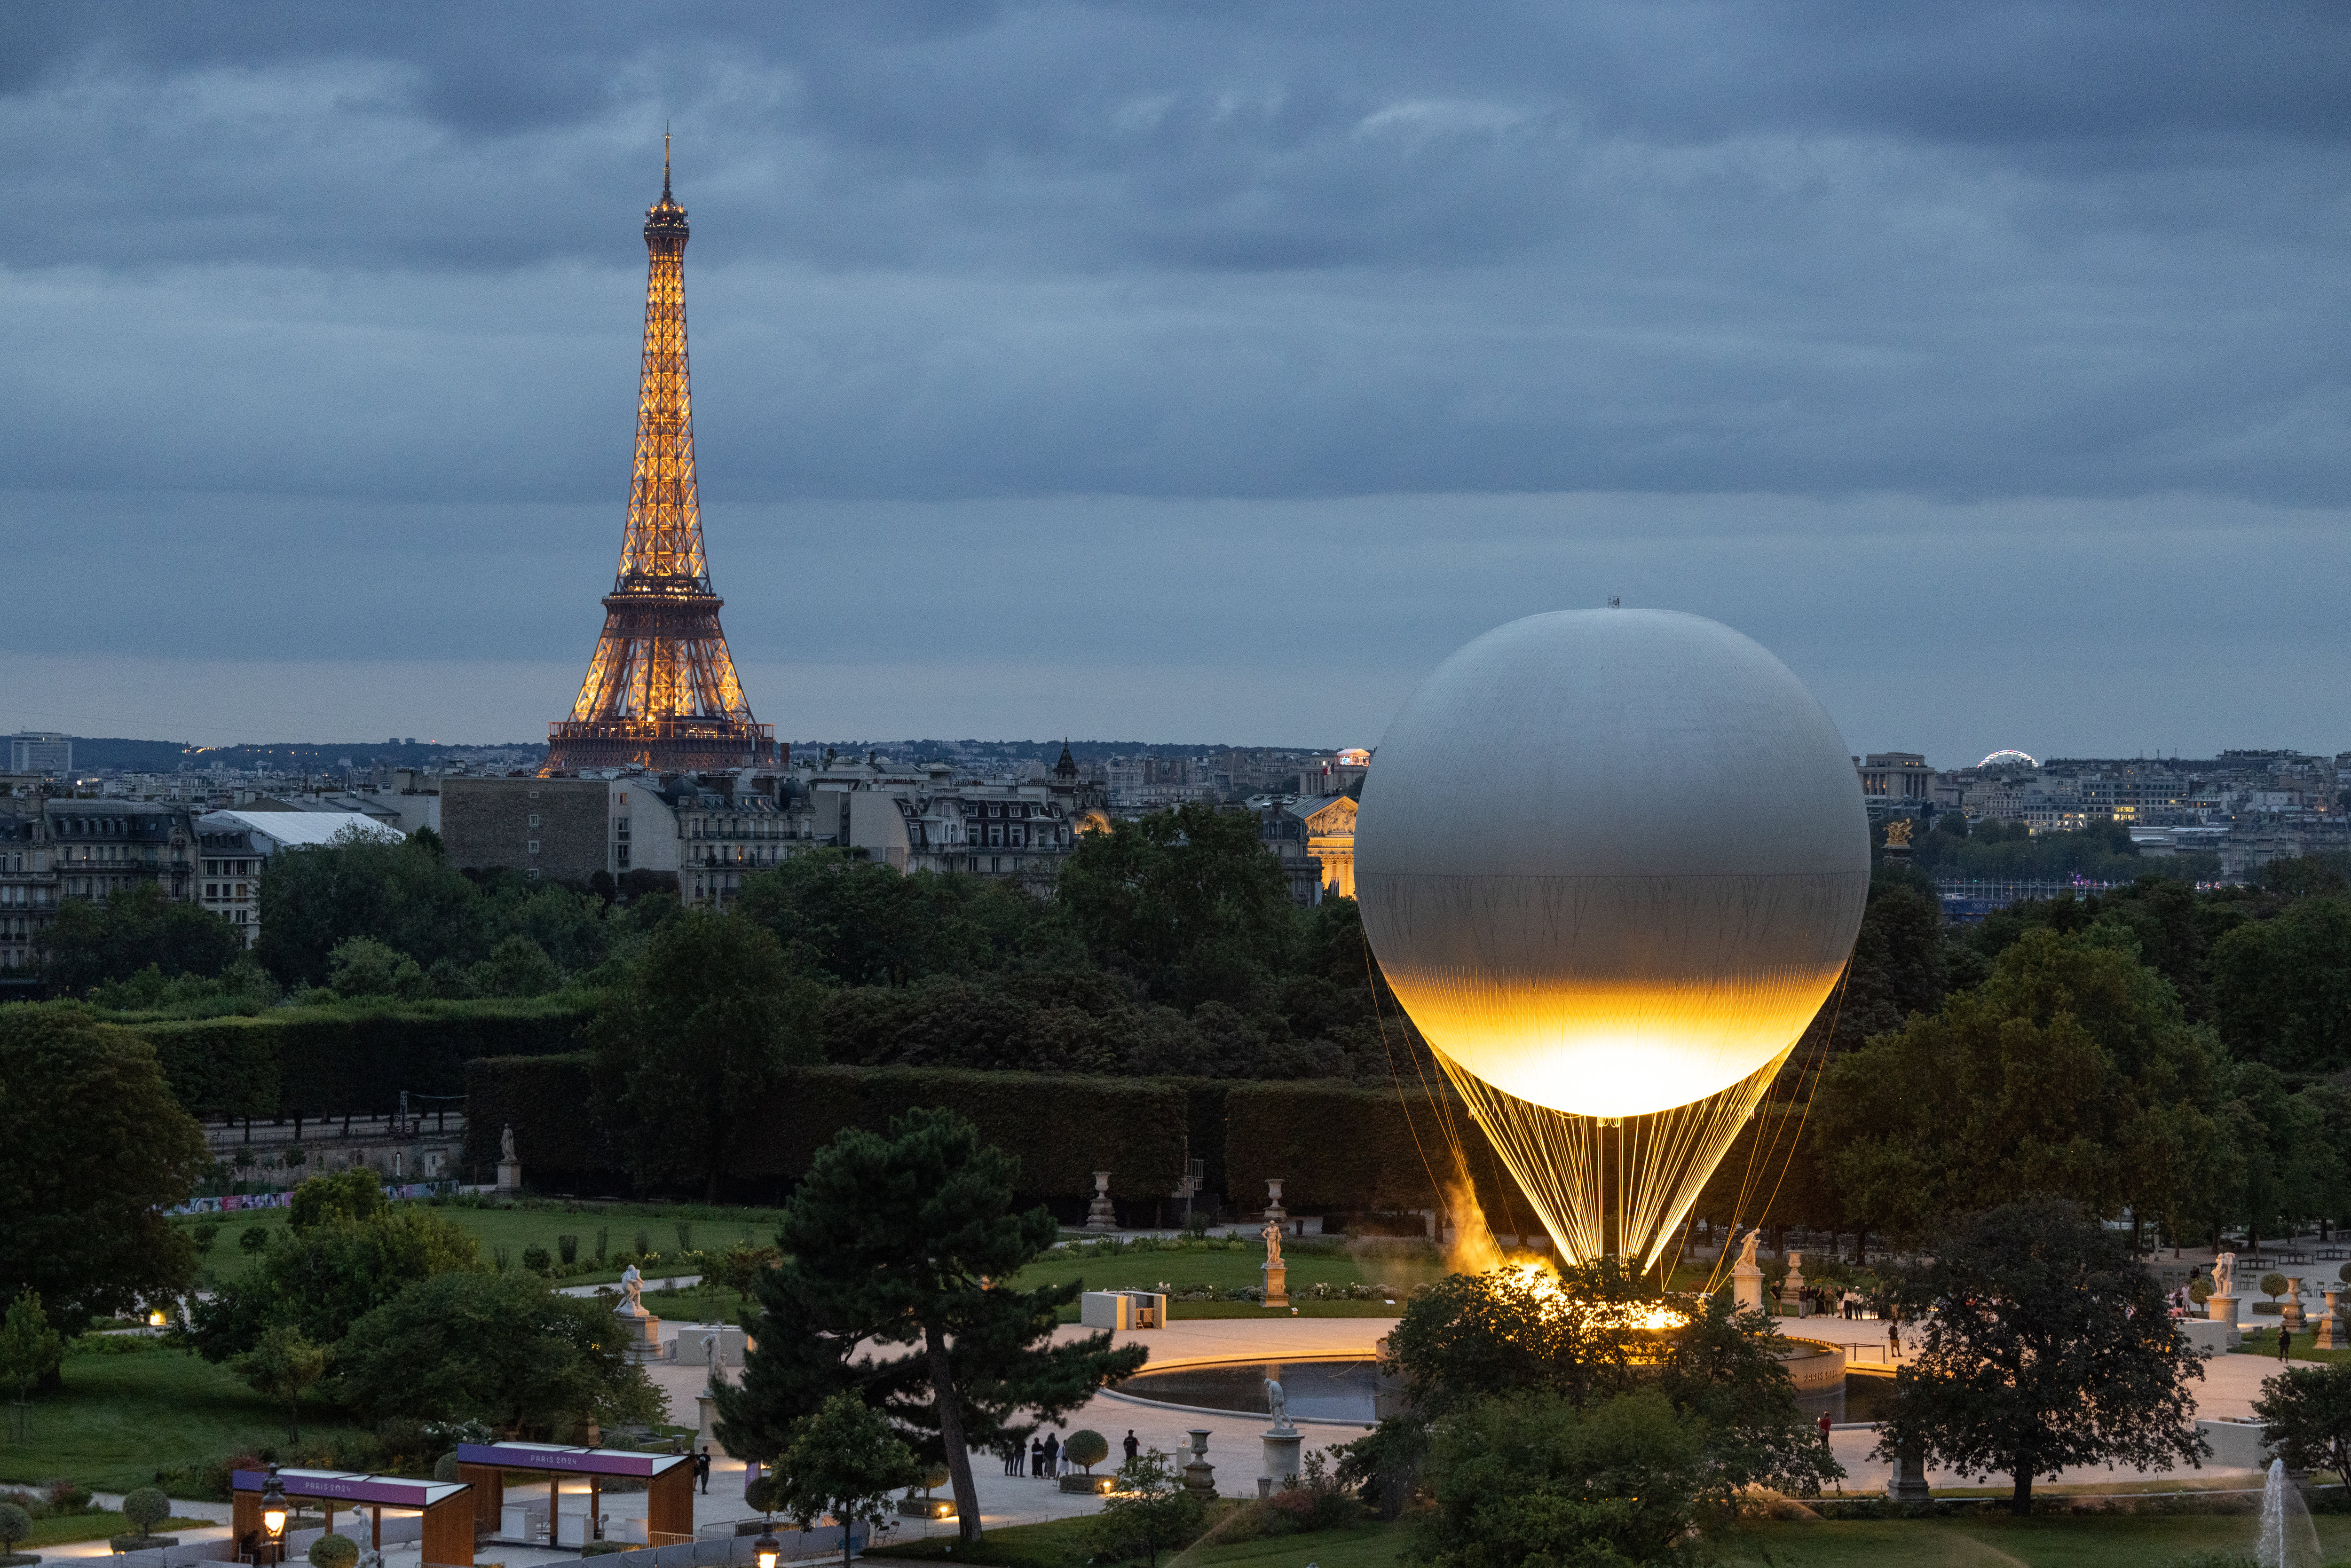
[179,1200,785,1290]
[867,1513,1406,1568]
[20,1511,210,1547]
[1002,1239,1444,1321]
[1715,1511,2351,1566]
[2236,1325,2351,1364]
[0,1341,364,1494]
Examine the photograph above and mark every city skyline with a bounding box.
[4,6,2347,760]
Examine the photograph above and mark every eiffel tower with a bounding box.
[545,142,779,776]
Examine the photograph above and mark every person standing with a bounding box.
[1123,1430,1140,1466]
[1029,1437,1044,1478]
[696,1447,710,1495]
[1044,1431,1061,1478]
[2280,1325,2295,1363]
[1816,1411,1832,1447]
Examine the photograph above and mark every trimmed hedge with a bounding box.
[1221,1079,1521,1219]
[129,996,595,1118]
[465,1056,1190,1200]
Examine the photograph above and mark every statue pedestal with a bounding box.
[2284,1278,2308,1330]
[1261,1426,1302,1491]
[2318,1291,2344,1351]
[1182,1430,1216,1498]
[1262,1261,1288,1308]
[2207,1293,2238,1325]
[1733,1261,1765,1315]
[618,1308,661,1364]
[696,1394,725,1457]
[496,1160,522,1194]
[1885,1445,1931,1504]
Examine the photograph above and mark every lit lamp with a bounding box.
[261,1466,289,1565]
[753,1525,780,1568]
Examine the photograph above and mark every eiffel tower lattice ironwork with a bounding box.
[545,143,779,776]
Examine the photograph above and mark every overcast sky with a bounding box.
[3,2,2347,764]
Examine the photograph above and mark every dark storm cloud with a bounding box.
[3,2,2349,752]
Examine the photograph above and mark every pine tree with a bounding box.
[714,1108,1145,1543]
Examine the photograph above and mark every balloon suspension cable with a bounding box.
[1697,956,1853,1297]
[1362,928,1521,1256]
[1438,1046,1786,1276]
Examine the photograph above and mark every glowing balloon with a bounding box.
[1355,609,1868,1264]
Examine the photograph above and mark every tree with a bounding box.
[0,1502,28,1560]
[328,1269,660,1434]
[588,909,824,1200]
[287,1167,389,1232]
[232,1324,329,1442]
[35,882,244,993]
[771,1392,919,1568]
[0,1292,63,1406]
[256,832,499,986]
[326,937,426,999]
[1813,928,2223,1247]
[120,1488,172,1542]
[1875,1199,2205,1515]
[1383,1261,1837,1501]
[714,1108,1145,1543]
[2252,1362,2351,1485]
[1055,802,1296,1010]
[1415,1389,1704,1568]
[1063,1429,1109,1473]
[0,1009,205,1339]
[189,1201,479,1362]
[2210,896,2351,1072]
[1092,1449,1205,1568]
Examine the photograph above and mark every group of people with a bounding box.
[1769,1280,1879,1320]
[1001,1429,1145,1478]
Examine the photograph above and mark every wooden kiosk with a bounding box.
[231,1469,475,1567]
[454,1441,696,1549]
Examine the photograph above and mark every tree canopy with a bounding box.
[589,908,825,1200]
[713,1108,1145,1542]
[0,1008,205,1337]
[37,882,245,994]
[328,1268,660,1434]
[1875,1199,2205,1514]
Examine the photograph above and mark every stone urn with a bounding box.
[2284,1277,2308,1330]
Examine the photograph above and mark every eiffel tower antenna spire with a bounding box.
[545,148,779,776]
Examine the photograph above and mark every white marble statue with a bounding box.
[701,1332,722,1390]
[1736,1228,1761,1269]
[500,1123,517,1162]
[1262,1220,1284,1265]
[621,1263,645,1315]
[2213,1252,2236,1299]
[1265,1375,1290,1428]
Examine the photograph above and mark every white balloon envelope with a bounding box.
[1355,609,1869,1263]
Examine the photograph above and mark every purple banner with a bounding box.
[232,1471,449,1508]
[455,1443,682,1479]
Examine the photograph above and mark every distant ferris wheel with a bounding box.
[1975,749,2038,769]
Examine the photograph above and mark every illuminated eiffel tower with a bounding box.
[545,141,779,776]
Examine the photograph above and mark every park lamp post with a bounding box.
[753,1524,780,1568]
[261,1467,288,1565]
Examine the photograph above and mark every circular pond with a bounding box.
[1112,1359,1381,1424]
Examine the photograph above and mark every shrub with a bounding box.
[521,1245,552,1276]
[190,1221,221,1254]
[674,1223,692,1253]
[0,1505,29,1558]
[122,1488,171,1535]
[558,1235,579,1265]
[2264,1273,2291,1303]
[308,1532,361,1568]
[239,1226,270,1255]
[45,1480,93,1514]
[1064,1431,1110,1473]
[594,1229,608,1263]
[434,1452,460,1483]
[2190,1278,2212,1304]
[633,1231,651,1258]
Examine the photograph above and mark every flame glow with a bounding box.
[1493,1258,1690,1333]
